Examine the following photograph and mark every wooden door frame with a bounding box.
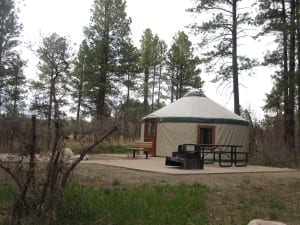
[143,119,157,156]
[197,125,216,150]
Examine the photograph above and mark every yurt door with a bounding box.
[144,119,157,156]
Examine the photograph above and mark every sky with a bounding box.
[18,0,273,119]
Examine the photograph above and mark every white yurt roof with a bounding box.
[143,91,248,126]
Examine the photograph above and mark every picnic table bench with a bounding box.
[127,141,153,159]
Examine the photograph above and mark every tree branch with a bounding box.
[0,163,22,191]
[61,125,118,187]
[202,6,232,14]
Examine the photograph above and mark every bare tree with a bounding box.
[0,113,117,225]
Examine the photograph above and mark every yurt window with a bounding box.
[197,125,215,144]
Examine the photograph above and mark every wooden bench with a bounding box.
[127,141,153,159]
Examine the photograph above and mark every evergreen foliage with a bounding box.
[139,29,158,113]
[82,0,132,120]
[0,0,25,117]
[166,31,203,102]
[257,0,299,161]
[188,0,257,115]
[30,33,72,119]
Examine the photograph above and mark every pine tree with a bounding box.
[139,29,167,112]
[166,31,203,101]
[0,0,24,116]
[119,42,140,105]
[188,0,256,115]
[118,41,140,135]
[30,33,72,146]
[257,0,299,164]
[83,0,132,120]
[70,41,91,139]
[156,40,168,109]
[3,55,26,117]
[139,29,155,113]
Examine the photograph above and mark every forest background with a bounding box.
[0,0,299,165]
[1,1,300,224]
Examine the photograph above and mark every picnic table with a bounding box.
[165,144,249,169]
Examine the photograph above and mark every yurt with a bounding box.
[141,91,249,156]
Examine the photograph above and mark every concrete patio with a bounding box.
[81,154,294,175]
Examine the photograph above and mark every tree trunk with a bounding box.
[157,44,163,108]
[96,80,106,120]
[151,65,156,112]
[47,77,54,149]
[232,0,240,115]
[287,0,296,154]
[96,2,110,120]
[282,0,289,143]
[296,0,300,160]
[74,85,82,140]
[179,66,184,99]
[124,74,130,137]
[143,68,149,113]
[170,68,175,103]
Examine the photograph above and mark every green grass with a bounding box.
[64,137,130,154]
[95,143,129,154]
[1,178,298,225]
[0,183,16,225]
[0,183,16,203]
[58,183,209,225]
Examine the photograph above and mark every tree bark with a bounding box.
[232,0,240,115]
[157,43,163,108]
[296,0,300,161]
[151,65,156,112]
[74,77,83,140]
[170,67,175,103]
[287,0,296,154]
[281,0,289,143]
[96,2,110,120]
[143,68,149,113]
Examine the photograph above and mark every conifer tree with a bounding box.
[70,41,91,139]
[188,0,256,115]
[30,33,72,146]
[0,0,25,116]
[83,0,132,120]
[257,0,299,163]
[166,31,203,101]
[140,29,156,113]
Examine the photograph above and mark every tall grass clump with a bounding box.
[58,183,209,225]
